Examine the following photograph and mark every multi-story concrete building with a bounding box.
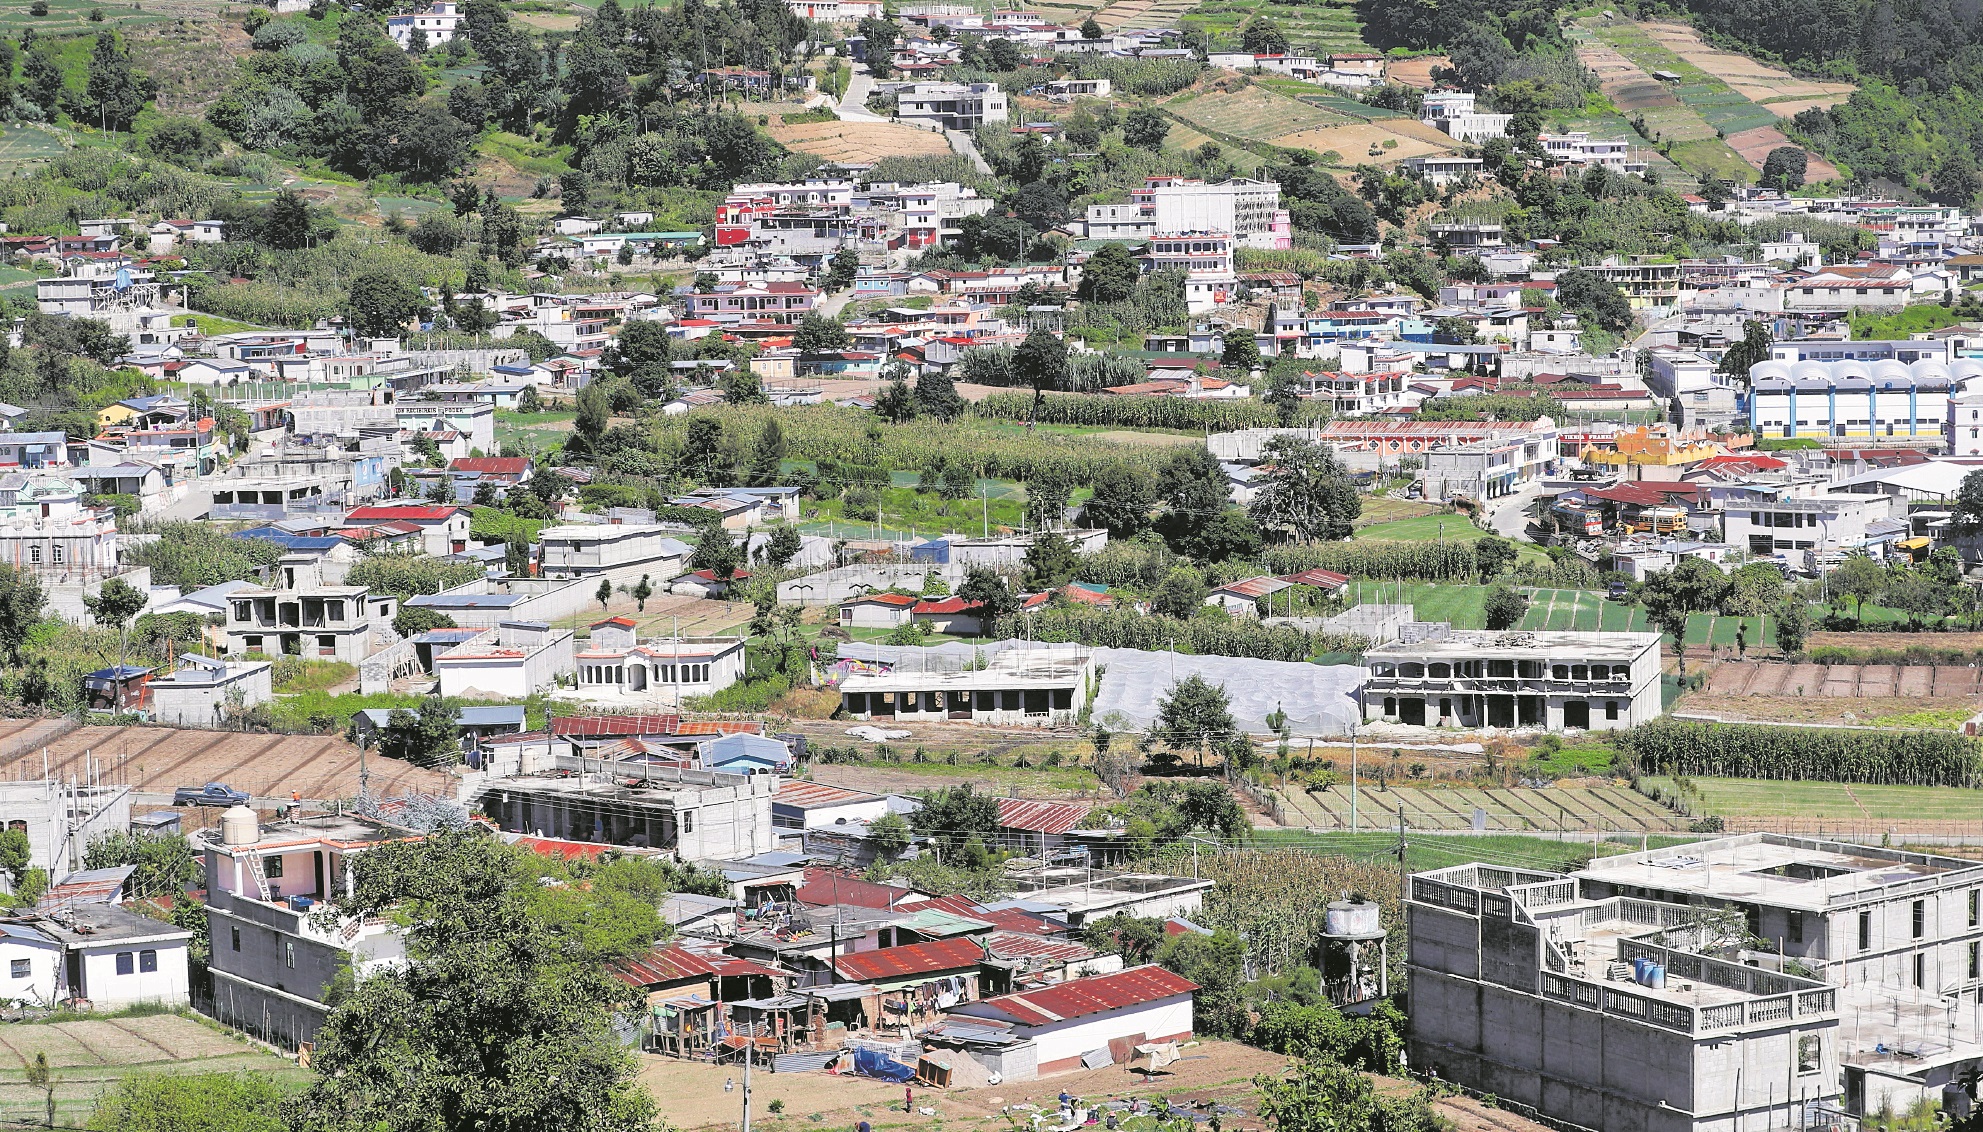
[537,524,694,582]
[1716,485,1898,561]
[1362,626,1663,730]
[200,812,414,1049]
[393,400,495,455]
[838,647,1097,727]
[894,82,1008,130]
[1420,91,1511,143]
[1144,231,1239,313]
[386,0,462,47]
[472,760,776,860]
[572,629,747,706]
[433,621,575,699]
[1748,360,1957,445]
[0,472,121,578]
[1409,835,1983,1132]
[223,555,389,664]
[1148,177,1291,250]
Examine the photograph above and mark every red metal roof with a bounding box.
[796,867,921,910]
[775,780,884,809]
[965,965,1198,1026]
[591,616,639,629]
[984,931,1096,964]
[611,944,788,988]
[513,835,611,861]
[346,504,461,522]
[912,597,983,615]
[845,592,917,607]
[451,457,531,476]
[833,936,984,982]
[996,798,1091,836]
[1582,482,1702,507]
[1281,568,1352,590]
[552,714,681,736]
[903,895,1063,937]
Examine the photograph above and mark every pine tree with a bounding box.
[84,31,150,132]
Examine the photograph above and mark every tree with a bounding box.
[1953,470,1983,534]
[281,830,661,1132]
[344,271,422,338]
[1241,18,1289,53]
[1774,596,1812,656]
[631,576,653,612]
[721,368,767,405]
[792,312,850,354]
[913,369,965,422]
[1080,16,1103,38]
[1762,146,1808,191]
[1638,558,1731,676]
[825,248,861,292]
[1263,368,1302,425]
[82,575,146,634]
[87,1071,288,1132]
[1553,268,1633,333]
[394,606,458,639]
[763,525,802,568]
[572,383,609,453]
[865,811,913,859]
[1254,1057,1444,1132]
[1013,327,1070,419]
[606,320,673,395]
[1473,536,1518,577]
[25,1052,53,1130]
[1483,585,1529,630]
[375,698,461,768]
[1829,554,1886,624]
[1078,242,1141,303]
[1081,464,1154,537]
[596,577,614,610]
[1152,674,1241,764]
[1022,531,1078,589]
[873,377,917,423]
[690,532,742,581]
[958,566,1019,631]
[83,31,151,132]
[1719,319,1772,380]
[1123,107,1168,151]
[1152,566,1208,619]
[83,831,197,900]
[1221,328,1262,371]
[910,785,1001,855]
[747,418,786,487]
[1248,437,1361,543]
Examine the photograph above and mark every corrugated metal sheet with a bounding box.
[833,936,983,982]
[775,781,882,809]
[797,867,920,911]
[984,932,1095,963]
[996,798,1091,836]
[968,965,1198,1026]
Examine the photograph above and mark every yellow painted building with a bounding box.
[1582,425,1721,481]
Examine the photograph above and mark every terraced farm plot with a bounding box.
[1273,782,1687,832]
[1706,662,1983,698]
[1339,581,1770,648]
[1640,21,1855,114]
[1384,56,1448,90]
[1253,0,1370,54]
[1274,119,1462,164]
[1727,125,1842,182]
[1255,78,1408,121]
[0,124,70,175]
[1094,0,1199,30]
[1577,39,1679,113]
[1166,85,1352,141]
[764,120,950,162]
[0,1014,307,1128]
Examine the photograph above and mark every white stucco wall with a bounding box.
[77,940,191,1008]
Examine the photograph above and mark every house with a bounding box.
[840,592,920,628]
[471,760,776,861]
[433,621,577,699]
[573,635,749,704]
[772,781,893,833]
[697,732,796,775]
[1204,576,1293,618]
[223,556,389,665]
[946,965,1197,1076]
[148,656,274,727]
[911,596,985,635]
[832,935,984,992]
[386,0,463,47]
[839,647,1096,727]
[25,904,193,1009]
[538,525,694,582]
[1363,626,1664,730]
[343,504,469,558]
[0,921,63,1006]
[449,456,532,485]
[995,798,1092,857]
[668,568,749,599]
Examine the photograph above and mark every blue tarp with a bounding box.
[852,1048,915,1083]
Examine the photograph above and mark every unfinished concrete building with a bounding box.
[1408,835,1983,1132]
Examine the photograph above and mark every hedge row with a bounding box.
[987,605,1365,662]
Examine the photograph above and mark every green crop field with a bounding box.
[1340,580,1772,648]
[1641,776,1983,824]
[1165,86,1350,142]
[0,124,72,175]
[1251,828,1700,872]
[0,1012,309,1128]
[1269,781,1690,833]
[1183,0,1372,58]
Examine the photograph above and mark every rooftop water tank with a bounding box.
[221,805,259,846]
[1324,899,1385,939]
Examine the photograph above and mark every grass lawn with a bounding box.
[1642,776,1983,822]
[0,1011,309,1128]
[1352,516,1552,563]
[797,480,1042,541]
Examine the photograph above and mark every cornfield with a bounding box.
[1617,719,1983,787]
[959,347,1146,392]
[1260,540,1482,582]
[974,391,1324,432]
[988,606,1366,661]
[1191,848,1402,979]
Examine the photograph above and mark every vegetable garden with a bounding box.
[1617,719,1983,786]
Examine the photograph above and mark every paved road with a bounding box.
[944,128,994,176]
[836,69,882,121]
[1488,480,1545,539]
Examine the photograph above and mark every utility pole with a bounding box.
[741,1019,755,1132]
[1396,802,1408,899]
[1350,720,1358,832]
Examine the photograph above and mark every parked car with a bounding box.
[1607,581,1632,601]
[173,782,250,807]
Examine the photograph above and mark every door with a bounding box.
[1563,701,1590,730]
[65,951,81,1000]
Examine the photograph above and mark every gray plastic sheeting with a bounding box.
[838,641,1365,736]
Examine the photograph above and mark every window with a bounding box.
[1971,890,1978,927]
[139,950,157,973]
[1797,1034,1821,1074]
[284,942,295,969]
[1605,701,1619,721]
[50,546,63,565]
[264,855,284,879]
[1914,952,1926,988]
[682,812,695,834]
[1971,941,1979,981]
[1914,899,1926,938]
[231,926,241,952]
[27,546,39,564]
[1788,910,1805,944]
[10,959,28,978]
[116,952,135,975]
[1859,910,1873,951]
